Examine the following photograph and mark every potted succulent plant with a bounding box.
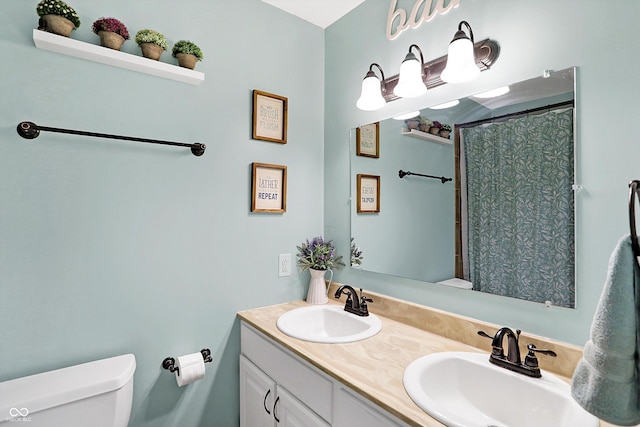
[135,29,167,61]
[418,116,433,133]
[439,123,452,139]
[36,0,81,37]
[429,120,442,135]
[92,17,129,51]
[172,40,203,70]
[404,115,420,130]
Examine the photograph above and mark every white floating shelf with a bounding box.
[33,29,204,85]
[401,129,452,145]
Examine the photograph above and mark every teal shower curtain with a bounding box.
[461,108,575,307]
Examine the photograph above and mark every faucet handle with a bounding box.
[524,344,557,370]
[477,330,493,339]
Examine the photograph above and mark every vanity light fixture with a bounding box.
[355,21,500,111]
[394,44,428,98]
[356,63,387,111]
[441,21,481,84]
[429,99,460,109]
[393,111,421,120]
[472,86,510,98]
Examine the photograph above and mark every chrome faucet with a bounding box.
[334,285,372,317]
[478,327,557,378]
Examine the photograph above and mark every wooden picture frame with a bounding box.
[356,122,380,158]
[252,90,288,144]
[251,162,287,213]
[356,174,380,213]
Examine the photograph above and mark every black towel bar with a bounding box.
[17,121,206,157]
[398,169,452,184]
[630,180,640,266]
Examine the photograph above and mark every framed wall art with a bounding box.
[356,174,380,213]
[252,90,288,144]
[356,121,380,158]
[251,162,287,213]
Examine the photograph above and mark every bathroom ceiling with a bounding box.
[261,0,366,28]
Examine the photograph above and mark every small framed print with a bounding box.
[356,122,380,158]
[357,174,380,213]
[251,162,287,213]
[252,90,288,144]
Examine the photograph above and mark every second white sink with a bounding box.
[276,305,381,343]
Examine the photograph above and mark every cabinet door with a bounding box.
[275,386,330,427]
[240,355,276,427]
[333,384,410,427]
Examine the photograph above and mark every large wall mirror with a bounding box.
[350,67,576,308]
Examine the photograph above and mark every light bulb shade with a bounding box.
[441,36,480,84]
[394,53,427,98]
[356,72,386,111]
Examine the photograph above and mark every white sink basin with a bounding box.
[276,305,381,343]
[403,352,598,427]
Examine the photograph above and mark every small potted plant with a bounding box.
[297,236,345,304]
[439,124,452,139]
[36,0,81,37]
[172,40,204,70]
[418,116,433,133]
[404,115,420,130]
[429,120,442,135]
[92,17,130,51]
[135,29,167,61]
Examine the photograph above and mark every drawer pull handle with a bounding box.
[263,389,272,414]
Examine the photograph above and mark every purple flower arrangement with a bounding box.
[296,236,345,272]
[350,238,364,267]
[92,17,130,40]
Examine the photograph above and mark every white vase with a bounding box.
[306,268,333,305]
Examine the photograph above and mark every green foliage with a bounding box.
[36,0,80,29]
[135,29,167,50]
[172,40,203,61]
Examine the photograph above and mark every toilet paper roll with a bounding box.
[175,352,206,387]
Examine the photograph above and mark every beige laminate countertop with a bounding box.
[237,286,612,427]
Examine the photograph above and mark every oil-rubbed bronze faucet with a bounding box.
[334,285,373,317]
[478,328,557,378]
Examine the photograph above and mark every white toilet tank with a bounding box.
[0,354,136,426]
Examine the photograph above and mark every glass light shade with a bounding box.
[441,37,480,84]
[393,54,427,98]
[356,73,386,111]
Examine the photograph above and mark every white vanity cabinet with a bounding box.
[240,322,410,427]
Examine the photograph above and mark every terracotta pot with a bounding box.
[98,31,125,51]
[439,130,451,139]
[139,42,164,60]
[39,14,74,37]
[405,119,419,130]
[175,53,198,70]
[429,127,441,135]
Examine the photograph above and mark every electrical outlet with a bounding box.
[278,253,291,277]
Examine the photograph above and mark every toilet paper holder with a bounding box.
[162,349,212,375]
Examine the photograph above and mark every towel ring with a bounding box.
[630,180,640,266]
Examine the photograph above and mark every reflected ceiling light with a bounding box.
[473,86,510,98]
[356,63,386,111]
[393,44,427,98]
[441,21,481,84]
[393,111,420,120]
[429,99,460,109]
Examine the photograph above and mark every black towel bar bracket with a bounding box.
[17,121,206,157]
[162,348,212,375]
[399,169,452,184]
[630,180,640,267]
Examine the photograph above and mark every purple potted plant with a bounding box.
[92,17,130,50]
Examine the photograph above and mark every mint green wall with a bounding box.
[0,1,323,425]
[326,0,640,346]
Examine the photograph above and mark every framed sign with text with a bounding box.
[356,174,380,213]
[252,90,288,144]
[356,122,380,158]
[251,162,287,213]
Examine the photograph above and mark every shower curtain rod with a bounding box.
[399,169,452,183]
[16,121,206,156]
[456,100,574,129]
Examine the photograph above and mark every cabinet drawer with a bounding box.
[241,323,333,422]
